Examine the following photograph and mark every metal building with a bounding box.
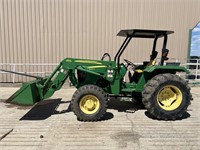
[0,0,200,82]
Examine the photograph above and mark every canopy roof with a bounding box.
[117,29,174,38]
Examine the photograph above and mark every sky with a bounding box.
[191,22,200,56]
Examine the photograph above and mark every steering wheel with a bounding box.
[124,59,136,68]
[101,53,111,61]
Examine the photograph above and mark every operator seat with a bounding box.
[135,51,158,73]
[129,51,158,82]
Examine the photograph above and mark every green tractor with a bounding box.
[4,29,192,121]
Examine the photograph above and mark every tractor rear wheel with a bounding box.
[142,73,192,120]
[71,85,108,121]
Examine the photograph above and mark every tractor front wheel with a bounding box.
[142,73,192,120]
[71,85,108,121]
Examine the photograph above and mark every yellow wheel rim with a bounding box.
[157,85,182,111]
[79,95,100,114]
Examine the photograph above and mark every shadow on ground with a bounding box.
[108,97,145,113]
[20,99,70,120]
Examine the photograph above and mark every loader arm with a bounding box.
[6,61,71,105]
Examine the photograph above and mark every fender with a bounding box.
[144,65,190,74]
[135,65,190,92]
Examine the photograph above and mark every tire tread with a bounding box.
[71,85,108,121]
[142,73,192,120]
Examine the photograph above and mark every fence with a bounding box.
[0,63,57,83]
[180,59,200,81]
[0,59,200,83]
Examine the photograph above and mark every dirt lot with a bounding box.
[0,87,199,150]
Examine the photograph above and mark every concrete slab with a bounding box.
[0,87,199,150]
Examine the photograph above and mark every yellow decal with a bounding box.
[135,69,143,73]
[66,59,72,62]
[75,60,102,64]
[87,66,107,69]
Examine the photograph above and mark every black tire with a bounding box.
[142,73,192,120]
[71,85,108,121]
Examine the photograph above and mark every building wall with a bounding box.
[0,0,200,82]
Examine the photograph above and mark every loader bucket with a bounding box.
[6,80,41,105]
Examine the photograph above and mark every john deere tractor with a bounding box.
[3,29,192,121]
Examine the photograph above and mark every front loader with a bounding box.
[2,29,192,121]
